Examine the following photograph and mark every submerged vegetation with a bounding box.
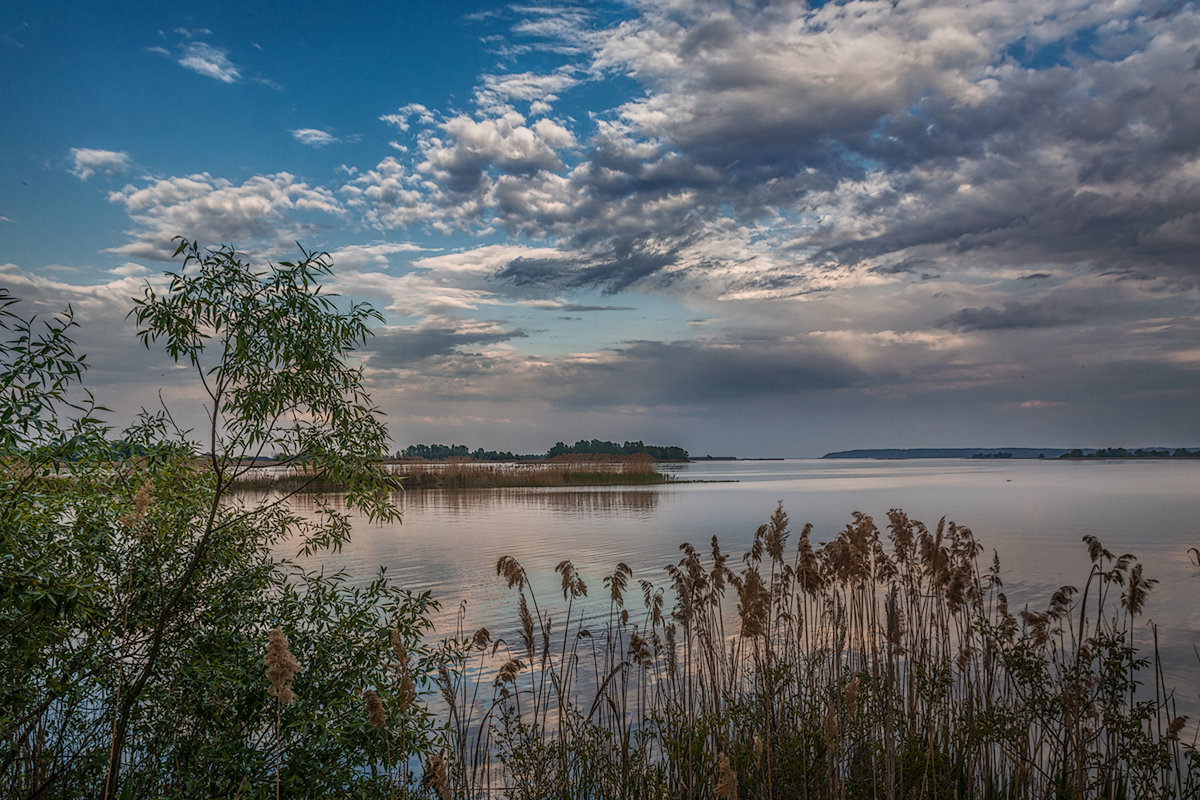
[3,243,1197,797]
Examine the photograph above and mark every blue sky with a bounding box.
[3,0,1199,457]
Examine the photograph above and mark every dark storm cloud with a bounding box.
[937,301,1088,332]
[366,325,526,364]
[499,237,688,294]
[868,257,934,276]
[497,256,583,287]
[545,338,868,407]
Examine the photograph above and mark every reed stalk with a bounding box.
[425,506,1197,799]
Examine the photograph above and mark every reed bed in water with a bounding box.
[396,454,672,490]
[229,454,673,491]
[430,504,1197,800]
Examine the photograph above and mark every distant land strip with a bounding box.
[395,439,689,462]
[823,447,1200,459]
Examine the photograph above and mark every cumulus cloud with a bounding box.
[420,110,576,194]
[475,69,581,113]
[0,267,184,392]
[329,244,572,322]
[106,172,344,260]
[70,148,132,181]
[519,299,635,312]
[379,103,434,133]
[340,0,1200,305]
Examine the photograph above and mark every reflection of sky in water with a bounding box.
[267,459,1200,727]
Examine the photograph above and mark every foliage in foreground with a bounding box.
[1,243,447,799]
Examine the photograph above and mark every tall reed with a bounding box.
[231,455,673,492]
[431,504,1197,799]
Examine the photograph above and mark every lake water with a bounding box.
[283,458,1200,717]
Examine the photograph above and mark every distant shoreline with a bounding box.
[822,447,1200,460]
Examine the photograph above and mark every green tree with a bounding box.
[1,241,445,798]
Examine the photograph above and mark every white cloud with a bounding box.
[178,41,240,83]
[108,262,150,277]
[389,0,1200,300]
[420,110,574,189]
[70,148,132,181]
[380,103,434,132]
[337,270,500,316]
[341,157,434,230]
[413,244,565,276]
[106,172,345,260]
[291,128,339,147]
[474,69,580,112]
[326,242,430,270]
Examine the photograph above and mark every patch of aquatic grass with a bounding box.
[432,504,1197,799]
[230,454,674,492]
[399,454,673,490]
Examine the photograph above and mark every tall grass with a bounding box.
[428,505,1197,799]
[396,454,671,490]
[231,454,673,492]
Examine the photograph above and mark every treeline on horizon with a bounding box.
[396,439,689,462]
[826,446,1200,460]
[1060,446,1200,459]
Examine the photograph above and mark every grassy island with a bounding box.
[392,454,674,489]
[230,453,676,492]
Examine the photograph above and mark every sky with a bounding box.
[2,0,1199,458]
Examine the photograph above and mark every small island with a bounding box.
[234,439,691,491]
[394,439,689,462]
[385,439,688,489]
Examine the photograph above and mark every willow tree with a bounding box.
[2,241,441,799]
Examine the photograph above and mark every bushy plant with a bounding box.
[0,242,446,798]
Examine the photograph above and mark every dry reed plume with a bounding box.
[365,689,387,729]
[423,504,1198,800]
[265,627,302,705]
[265,627,302,800]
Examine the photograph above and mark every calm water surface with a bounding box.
[283,458,1200,711]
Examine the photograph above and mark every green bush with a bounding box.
[0,242,445,799]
